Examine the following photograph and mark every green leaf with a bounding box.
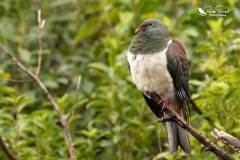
[18,47,31,63]
[43,79,59,89]
[88,62,110,74]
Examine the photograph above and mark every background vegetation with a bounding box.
[0,0,240,159]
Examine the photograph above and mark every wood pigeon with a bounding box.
[127,19,191,155]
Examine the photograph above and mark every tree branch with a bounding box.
[0,10,76,159]
[159,106,234,160]
[152,95,233,159]
[0,44,76,160]
[0,135,17,160]
[0,43,76,160]
[36,9,45,77]
[212,128,240,153]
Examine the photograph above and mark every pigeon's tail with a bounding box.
[165,109,191,155]
[142,93,191,154]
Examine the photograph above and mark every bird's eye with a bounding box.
[148,22,152,26]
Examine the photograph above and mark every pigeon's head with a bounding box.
[135,19,168,36]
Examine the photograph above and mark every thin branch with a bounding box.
[159,106,234,160]
[0,135,17,160]
[212,128,240,153]
[68,75,81,124]
[0,44,34,79]
[150,95,234,160]
[0,44,76,160]
[0,78,33,83]
[36,9,45,77]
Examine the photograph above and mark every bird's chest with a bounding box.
[127,50,175,100]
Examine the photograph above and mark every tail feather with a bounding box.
[178,125,191,153]
[141,94,191,154]
[178,110,191,153]
[165,110,191,154]
[166,121,179,155]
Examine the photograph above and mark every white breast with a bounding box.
[127,39,176,100]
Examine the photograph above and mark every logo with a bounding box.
[198,5,230,17]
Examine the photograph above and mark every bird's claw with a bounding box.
[158,99,169,112]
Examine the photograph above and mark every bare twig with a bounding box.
[0,135,17,160]
[0,45,76,160]
[160,106,234,160]
[0,78,33,83]
[151,95,233,160]
[0,45,33,78]
[0,10,76,160]
[212,128,240,153]
[36,9,45,77]
[68,75,81,123]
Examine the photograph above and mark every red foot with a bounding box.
[158,99,169,112]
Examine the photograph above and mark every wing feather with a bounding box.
[166,38,191,120]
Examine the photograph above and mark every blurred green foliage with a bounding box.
[0,0,240,159]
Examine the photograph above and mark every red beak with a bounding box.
[135,27,143,33]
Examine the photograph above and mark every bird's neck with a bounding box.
[129,31,169,54]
